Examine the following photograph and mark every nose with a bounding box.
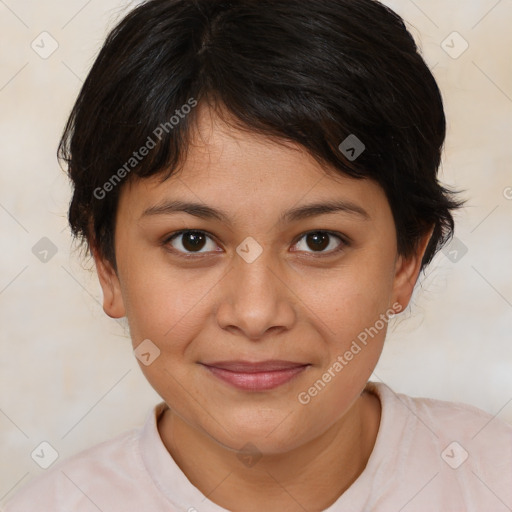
[215,249,297,341]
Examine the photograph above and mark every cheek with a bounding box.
[119,257,219,348]
[307,258,395,337]
[294,270,392,422]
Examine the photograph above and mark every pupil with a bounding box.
[183,232,205,252]
[307,232,328,251]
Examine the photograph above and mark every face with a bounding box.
[94,103,427,455]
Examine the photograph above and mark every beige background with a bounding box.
[1,0,511,503]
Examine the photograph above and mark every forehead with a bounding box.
[118,103,389,223]
[181,102,329,182]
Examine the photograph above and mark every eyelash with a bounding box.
[162,229,350,259]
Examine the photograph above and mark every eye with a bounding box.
[163,229,348,258]
[292,231,346,255]
[164,230,219,255]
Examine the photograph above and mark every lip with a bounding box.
[201,360,310,391]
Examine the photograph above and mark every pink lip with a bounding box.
[201,360,310,391]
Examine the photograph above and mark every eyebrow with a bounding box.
[140,199,370,224]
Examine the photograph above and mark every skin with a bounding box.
[93,102,431,511]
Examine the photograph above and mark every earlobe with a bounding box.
[91,246,126,319]
[391,228,433,312]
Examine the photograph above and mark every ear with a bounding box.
[391,228,433,312]
[91,245,126,319]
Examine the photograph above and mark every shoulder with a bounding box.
[386,383,512,444]
[3,427,151,512]
[365,382,512,509]
[401,386,512,474]
[370,380,512,440]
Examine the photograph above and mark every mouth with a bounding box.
[200,360,311,391]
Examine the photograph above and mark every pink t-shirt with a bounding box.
[4,382,512,511]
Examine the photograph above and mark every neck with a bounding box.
[158,389,381,512]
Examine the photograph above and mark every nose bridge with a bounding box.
[216,241,295,338]
[236,247,277,296]
[234,243,281,308]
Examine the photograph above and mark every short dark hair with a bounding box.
[58,0,463,272]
